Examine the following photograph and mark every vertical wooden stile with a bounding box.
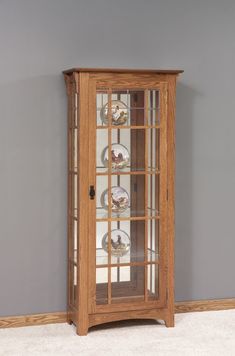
[77,72,90,335]
[165,75,177,327]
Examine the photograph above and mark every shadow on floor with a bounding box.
[89,318,163,333]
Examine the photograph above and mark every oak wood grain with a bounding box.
[0,312,67,329]
[63,68,184,75]
[64,69,182,334]
[165,75,177,327]
[77,72,90,335]
[1,298,234,329]
[175,298,235,313]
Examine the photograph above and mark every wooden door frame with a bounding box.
[87,75,169,315]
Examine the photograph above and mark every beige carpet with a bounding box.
[0,310,235,356]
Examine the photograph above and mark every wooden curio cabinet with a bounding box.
[63,68,183,335]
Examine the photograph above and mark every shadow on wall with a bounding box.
[0,75,68,316]
[175,82,200,301]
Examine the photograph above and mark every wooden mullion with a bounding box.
[150,91,153,292]
[96,215,160,222]
[116,93,121,283]
[144,90,149,302]
[107,89,112,305]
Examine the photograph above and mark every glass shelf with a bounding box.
[96,166,160,175]
[71,209,160,220]
[96,124,160,130]
[96,248,159,266]
[96,207,159,220]
[71,249,159,267]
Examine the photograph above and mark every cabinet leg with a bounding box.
[77,324,88,336]
[165,314,175,328]
[67,312,73,325]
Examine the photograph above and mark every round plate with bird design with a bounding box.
[101,186,129,213]
[100,100,129,126]
[102,143,130,170]
[102,229,131,257]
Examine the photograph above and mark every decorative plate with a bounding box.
[101,186,129,213]
[102,229,131,257]
[100,100,129,126]
[102,143,130,170]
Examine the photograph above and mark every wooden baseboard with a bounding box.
[0,312,67,329]
[175,298,235,313]
[1,298,235,329]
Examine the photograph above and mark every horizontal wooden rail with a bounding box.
[96,170,160,176]
[96,125,160,130]
[96,216,160,222]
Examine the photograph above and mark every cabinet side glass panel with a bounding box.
[148,89,160,126]
[147,264,159,300]
[68,85,79,309]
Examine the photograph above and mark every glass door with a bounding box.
[90,80,168,311]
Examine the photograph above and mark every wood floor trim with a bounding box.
[175,298,235,313]
[1,299,235,329]
[0,312,67,329]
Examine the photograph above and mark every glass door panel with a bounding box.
[95,84,166,306]
[97,89,160,128]
[96,268,108,305]
[111,265,145,304]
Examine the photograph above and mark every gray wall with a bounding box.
[0,0,235,317]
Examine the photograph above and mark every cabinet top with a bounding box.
[63,67,184,75]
